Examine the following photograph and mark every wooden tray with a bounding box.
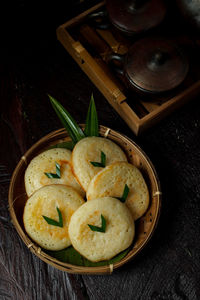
[56,2,200,135]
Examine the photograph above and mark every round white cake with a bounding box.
[23,185,84,250]
[25,148,84,197]
[68,197,135,262]
[71,137,127,191]
[87,162,149,220]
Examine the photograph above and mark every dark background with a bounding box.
[0,1,200,299]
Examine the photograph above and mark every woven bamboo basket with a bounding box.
[8,126,161,275]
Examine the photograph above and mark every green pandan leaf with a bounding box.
[46,246,130,267]
[117,184,129,203]
[47,246,84,266]
[90,151,106,168]
[84,93,99,137]
[88,214,106,233]
[48,141,74,151]
[43,207,63,227]
[44,162,61,179]
[48,95,85,144]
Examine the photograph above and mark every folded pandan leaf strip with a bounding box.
[45,162,61,179]
[117,184,129,203]
[88,214,106,233]
[43,207,63,228]
[90,151,106,168]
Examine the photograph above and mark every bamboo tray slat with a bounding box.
[56,1,200,135]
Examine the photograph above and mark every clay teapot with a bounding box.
[89,0,167,36]
[107,37,189,95]
[106,0,167,35]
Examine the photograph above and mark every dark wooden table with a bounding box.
[0,2,200,299]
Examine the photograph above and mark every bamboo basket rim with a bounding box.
[8,125,161,275]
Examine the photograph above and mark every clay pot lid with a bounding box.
[106,0,167,35]
[125,38,189,93]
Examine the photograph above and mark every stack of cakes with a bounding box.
[23,137,149,262]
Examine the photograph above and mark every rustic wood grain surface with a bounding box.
[0,1,200,299]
